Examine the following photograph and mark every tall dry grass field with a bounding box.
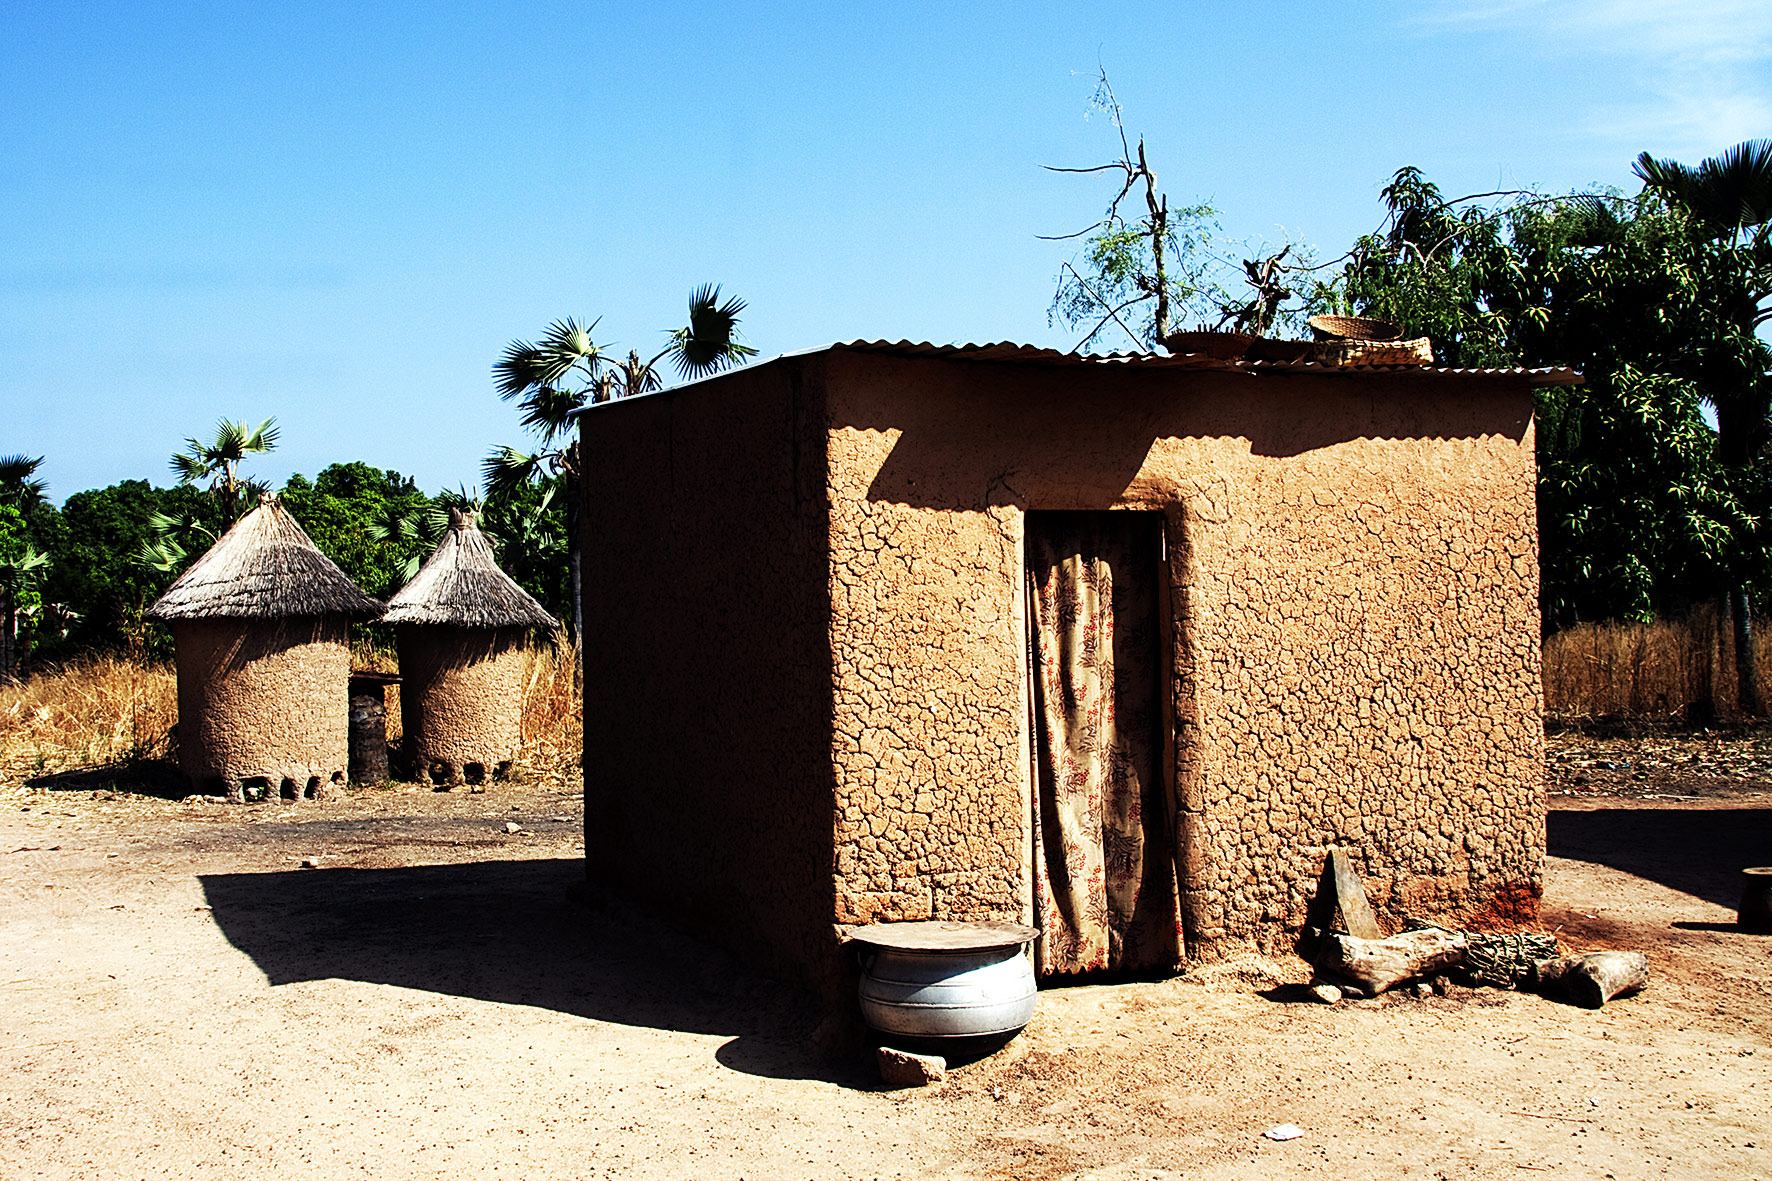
[514,638,583,783]
[1542,607,1772,721]
[0,655,177,782]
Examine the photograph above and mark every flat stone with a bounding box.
[1308,982,1342,1005]
[877,1046,946,1087]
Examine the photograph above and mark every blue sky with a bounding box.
[5,0,1769,501]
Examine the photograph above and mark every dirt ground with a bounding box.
[3,736,1769,1180]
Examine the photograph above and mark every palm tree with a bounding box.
[170,418,281,525]
[0,455,48,512]
[487,285,756,655]
[1635,140,1772,712]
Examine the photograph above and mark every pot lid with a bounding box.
[846,919,1039,952]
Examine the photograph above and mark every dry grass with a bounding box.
[0,636,584,794]
[514,636,583,784]
[0,654,178,783]
[1542,606,1772,722]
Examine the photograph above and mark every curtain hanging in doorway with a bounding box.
[1028,516,1181,975]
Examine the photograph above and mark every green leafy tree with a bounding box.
[1633,140,1772,709]
[489,285,757,650]
[0,504,49,680]
[279,463,430,598]
[1044,71,1226,350]
[44,480,219,659]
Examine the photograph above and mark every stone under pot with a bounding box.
[383,509,558,788]
[146,494,384,803]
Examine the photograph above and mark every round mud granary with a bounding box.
[146,495,384,802]
[384,510,557,788]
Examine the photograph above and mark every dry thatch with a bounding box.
[146,495,383,622]
[383,510,557,630]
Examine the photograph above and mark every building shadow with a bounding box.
[1547,806,1772,910]
[198,858,879,1088]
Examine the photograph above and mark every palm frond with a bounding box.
[495,316,604,400]
[482,446,545,501]
[1638,140,1772,233]
[169,450,210,483]
[135,535,189,574]
[519,384,589,442]
[0,454,47,509]
[213,418,248,457]
[669,284,759,379]
[0,543,49,585]
[242,417,280,454]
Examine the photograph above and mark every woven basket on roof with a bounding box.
[1161,330,1252,359]
[1310,337,1435,367]
[1308,314,1401,341]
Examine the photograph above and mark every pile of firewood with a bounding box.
[1306,926,1648,1008]
[1301,850,1648,1008]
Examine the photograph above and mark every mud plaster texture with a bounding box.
[579,348,1544,1009]
[171,617,352,802]
[396,625,528,785]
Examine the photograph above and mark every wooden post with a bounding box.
[348,672,396,785]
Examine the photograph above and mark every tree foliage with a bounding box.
[279,463,430,599]
[1334,154,1772,629]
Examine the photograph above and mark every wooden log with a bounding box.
[1532,952,1647,1008]
[1314,929,1468,994]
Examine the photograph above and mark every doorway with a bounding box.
[1025,511,1180,975]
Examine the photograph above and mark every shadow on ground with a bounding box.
[1548,806,1772,909]
[26,757,188,798]
[199,858,877,1087]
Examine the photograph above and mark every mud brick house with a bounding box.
[577,340,1576,1007]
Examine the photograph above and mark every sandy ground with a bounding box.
[2,756,1769,1180]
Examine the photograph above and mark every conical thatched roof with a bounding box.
[382,510,557,630]
[146,495,383,622]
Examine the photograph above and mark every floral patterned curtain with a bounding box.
[1028,513,1182,975]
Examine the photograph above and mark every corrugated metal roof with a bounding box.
[832,339,1585,386]
[574,338,1582,414]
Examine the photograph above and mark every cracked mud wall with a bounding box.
[172,617,351,797]
[578,360,836,995]
[824,352,1543,958]
[396,625,527,783]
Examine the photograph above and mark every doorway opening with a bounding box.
[1025,511,1181,976]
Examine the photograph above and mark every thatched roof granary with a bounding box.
[147,494,382,802]
[384,510,556,788]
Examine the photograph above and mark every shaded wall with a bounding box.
[823,351,1543,957]
[577,359,837,998]
[396,625,527,784]
[172,616,351,801]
